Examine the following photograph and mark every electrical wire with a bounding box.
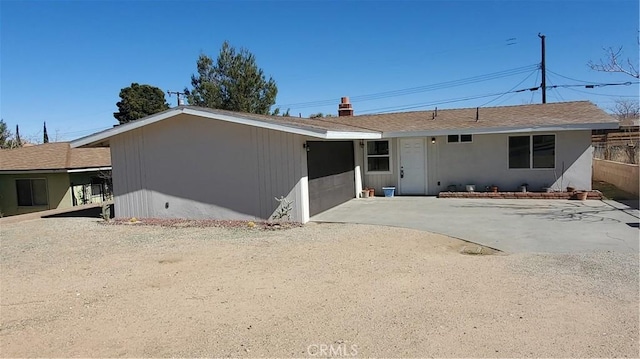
[530,69,540,104]
[358,90,531,114]
[358,78,636,115]
[560,86,639,98]
[546,69,595,84]
[276,64,539,109]
[546,74,566,101]
[477,69,538,107]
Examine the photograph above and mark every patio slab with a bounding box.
[311,197,639,253]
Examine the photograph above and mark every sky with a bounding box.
[1,0,638,142]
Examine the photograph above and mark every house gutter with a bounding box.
[382,122,620,138]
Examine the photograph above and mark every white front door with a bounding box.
[399,138,426,195]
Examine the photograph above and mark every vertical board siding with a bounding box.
[110,114,308,222]
[111,128,149,218]
[253,127,307,221]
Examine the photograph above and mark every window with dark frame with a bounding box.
[366,140,391,172]
[16,179,48,206]
[509,135,555,169]
[447,134,472,143]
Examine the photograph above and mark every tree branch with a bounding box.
[589,46,640,78]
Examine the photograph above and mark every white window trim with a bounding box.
[365,140,393,174]
[508,134,556,170]
[16,178,49,207]
[447,134,473,143]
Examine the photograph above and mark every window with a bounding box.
[509,135,555,169]
[366,140,391,173]
[447,134,472,143]
[16,179,48,206]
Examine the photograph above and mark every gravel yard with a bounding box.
[1,218,638,357]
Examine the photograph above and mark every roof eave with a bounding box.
[0,166,112,174]
[382,122,620,138]
[71,107,380,147]
[71,108,184,148]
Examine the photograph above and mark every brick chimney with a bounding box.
[338,97,354,117]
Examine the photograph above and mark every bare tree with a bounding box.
[612,99,639,120]
[588,46,639,79]
[608,99,640,164]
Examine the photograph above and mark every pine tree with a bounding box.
[186,41,278,114]
[43,122,49,143]
[15,125,21,146]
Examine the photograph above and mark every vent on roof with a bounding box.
[338,97,354,117]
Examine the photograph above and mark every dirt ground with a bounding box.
[1,218,638,358]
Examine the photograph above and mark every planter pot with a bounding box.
[361,190,369,198]
[369,188,375,197]
[465,185,476,192]
[520,186,527,193]
[578,191,588,201]
[490,186,499,193]
[382,186,396,197]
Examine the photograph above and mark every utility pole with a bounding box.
[167,91,187,107]
[538,33,546,104]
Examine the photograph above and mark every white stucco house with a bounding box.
[71,99,617,223]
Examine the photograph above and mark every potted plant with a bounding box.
[520,183,529,192]
[490,185,499,193]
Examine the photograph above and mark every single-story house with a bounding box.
[0,142,112,216]
[71,100,617,223]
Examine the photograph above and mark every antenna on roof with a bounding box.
[475,107,479,122]
[167,91,186,107]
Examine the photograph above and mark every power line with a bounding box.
[546,69,595,84]
[276,64,539,109]
[546,74,566,102]
[478,69,538,107]
[358,90,530,114]
[560,86,639,98]
[530,69,540,104]
[358,80,637,115]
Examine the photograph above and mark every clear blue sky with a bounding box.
[1,0,638,142]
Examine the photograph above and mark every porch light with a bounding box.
[431,137,436,144]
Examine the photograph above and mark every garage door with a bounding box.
[307,141,355,216]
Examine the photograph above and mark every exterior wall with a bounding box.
[362,131,594,195]
[110,114,310,222]
[355,138,398,194]
[0,173,72,216]
[593,159,639,196]
[428,131,593,194]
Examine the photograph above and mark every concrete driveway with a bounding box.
[311,197,639,253]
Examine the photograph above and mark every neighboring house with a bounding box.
[0,142,112,217]
[71,100,617,223]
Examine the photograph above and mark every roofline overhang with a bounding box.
[381,122,620,138]
[70,107,380,147]
[0,166,112,175]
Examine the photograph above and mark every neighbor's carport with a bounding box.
[306,141,356,216]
